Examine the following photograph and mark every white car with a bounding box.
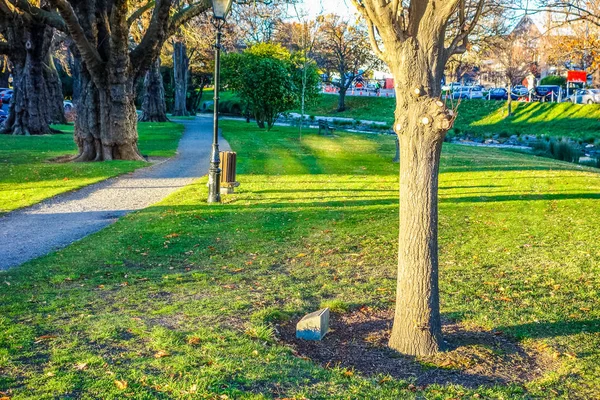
[452,87,484,100]
[63,100,74,111]
[566,89,600,104]
[442,82,462,92]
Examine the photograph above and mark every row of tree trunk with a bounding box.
[2,39,192,136]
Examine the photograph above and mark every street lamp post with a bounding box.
[207,0,233,203]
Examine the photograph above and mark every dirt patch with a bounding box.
[278,308,555,388]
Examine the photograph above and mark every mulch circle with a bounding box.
[277,308,555,388]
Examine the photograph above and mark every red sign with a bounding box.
[567,70,587,83]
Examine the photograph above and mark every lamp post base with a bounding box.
[207,164,221,203]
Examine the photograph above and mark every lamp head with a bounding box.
[212,0,233,20]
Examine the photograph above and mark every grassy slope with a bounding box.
[0,122,184,213]
[1,121,599,398]
[300,95,600,141]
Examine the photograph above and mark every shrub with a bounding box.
[537,138,581,163]
[540,75,567,87]
[222,43,320,130]
[551,139,580,163]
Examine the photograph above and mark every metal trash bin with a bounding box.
[220,151,239,195]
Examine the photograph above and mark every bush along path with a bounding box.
[0,116,229,270]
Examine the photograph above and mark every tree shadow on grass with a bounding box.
[445,192,600,203]
[278,308,556,388]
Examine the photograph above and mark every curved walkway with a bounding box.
[0,115,229,270]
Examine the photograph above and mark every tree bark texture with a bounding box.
[1,16,65,135]
[172,41,189,116]
[351,0,484,357]
[140,58,169,122]
[0,57,9,88]
[386,40,454,357]
[62,0,146,161]
[337,88,347,112]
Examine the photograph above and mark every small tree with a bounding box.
[313,14,380,112]
[224,43,318,130]
[351,0,486,356]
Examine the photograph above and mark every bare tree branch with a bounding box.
[49,0,105,82]
[167,0,211,37]
[127,0,155,27]
[7,0,67,32]
[130,0,174,77]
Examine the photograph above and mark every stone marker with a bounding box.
[296,308,330,341]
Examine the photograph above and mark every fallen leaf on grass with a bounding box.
[164,233,180,239]
[114,380,128,390]
[187,336,201,345]
[74,362,88,371]
[343,370,354,377]
[154,350,170,358]
[296,253,307,258]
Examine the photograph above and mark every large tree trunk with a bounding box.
[71,58,142,161]
[387,43,454,357]
[3,25,65,135]
[172,41,189,116]
[72,65,101,161]
[43,52,67,125]
[66,0,144,162]
[0,57,9,88]
[140,58,169,122]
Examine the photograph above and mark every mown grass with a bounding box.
[0,122,184,213]
[1,121,599,398]
[299,95,600,142]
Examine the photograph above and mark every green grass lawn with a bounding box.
[1,121,599,398]
[0,122,184,213]
[300,95,600,142]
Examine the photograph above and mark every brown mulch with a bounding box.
[278,308,555,388]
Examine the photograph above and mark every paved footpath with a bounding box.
[0,115,229,270]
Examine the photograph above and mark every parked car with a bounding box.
[512,85,529,96]
[452,87,484,100]
[534,85,561,101]
[0,89,13,104]
[63,100,74,111]
[488,88,508,100]
[565,89,600,104]
[442,82,463,92]
[0,108,7,125]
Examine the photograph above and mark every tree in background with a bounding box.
[0,0,66,135]
[313,14,380,112]
[234,1,286,44]
[351,0,486,356]
[40,0,209,160]
[223,43,318,130]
